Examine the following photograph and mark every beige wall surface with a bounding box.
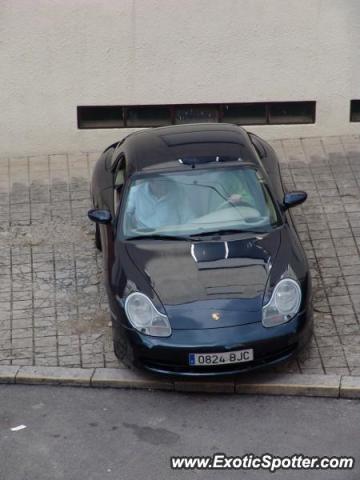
[1,0,360,156]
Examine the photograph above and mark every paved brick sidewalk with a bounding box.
[1,135,360,375]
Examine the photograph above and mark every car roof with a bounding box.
[121,123,259,176]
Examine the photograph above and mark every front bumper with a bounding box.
[114,309,313,377]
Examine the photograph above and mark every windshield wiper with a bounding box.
[190,228,268,237]
[125,234,194,241]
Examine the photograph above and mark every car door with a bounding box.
[250,133,302,239]
[102,151,127,289]
[249,133,284,203]
[91,143,118,208]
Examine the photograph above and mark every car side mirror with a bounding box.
[283,191,307,210]
[88,208,112,224]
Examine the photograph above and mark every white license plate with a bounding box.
[189,349,254,366]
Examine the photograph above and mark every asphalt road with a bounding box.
[0,385,358,480]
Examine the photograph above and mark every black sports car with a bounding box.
[88,123,312,376]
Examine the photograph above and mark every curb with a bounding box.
[0,366,359,398]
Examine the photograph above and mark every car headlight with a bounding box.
[262,278,301,327]
[124,292,171,337]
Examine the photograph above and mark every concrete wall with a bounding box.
[1,0,360,156]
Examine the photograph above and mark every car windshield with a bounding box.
[121,166,281,239]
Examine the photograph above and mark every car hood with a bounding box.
[125,229,282,329]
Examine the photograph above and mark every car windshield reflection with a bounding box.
[121,166,282,239]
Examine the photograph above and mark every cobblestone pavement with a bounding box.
[1,135,360,375]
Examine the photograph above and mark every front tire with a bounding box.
[113,327,134,369]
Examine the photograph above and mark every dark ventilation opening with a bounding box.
[174,105,219,124]
[268,101,316,124]
[222,103,267,125]
[77,101,316,128]
[77,106,124,129]
[350,100,360,122]
[126,106,172,127]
